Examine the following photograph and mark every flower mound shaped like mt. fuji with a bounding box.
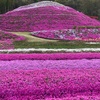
[0,1,100,32]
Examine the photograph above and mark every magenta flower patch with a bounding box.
[0,53,100,60]
[0,69,99,99]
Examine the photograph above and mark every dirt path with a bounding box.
[12,32,58,42]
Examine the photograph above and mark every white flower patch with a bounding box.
[0,48,100,53]
[85,42,100,44]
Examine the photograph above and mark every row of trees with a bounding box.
[56,0,100,20]
[0,0,100,20]
[0,0,32,13]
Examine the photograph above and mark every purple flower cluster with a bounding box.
[0,69,99,99]
[0,53,100,60]
[0,5,100,32]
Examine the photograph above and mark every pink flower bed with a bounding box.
[0,53,100,60]
[0,30,25,41]
[45,96,100,100]
[0,69,99,99]
[0,52,100,99]
[0,59,100,70]
[0,30,25,49]
[0,40,14,49]
[4,95,100,100]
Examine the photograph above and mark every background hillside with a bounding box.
[0,0,100,20]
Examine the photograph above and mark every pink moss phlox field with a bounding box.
[0,59,100,70]
[0,69,99,99]
[0,53,100,60]
[0,2,100,32]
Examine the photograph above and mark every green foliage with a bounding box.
[0,0,36,14]
[55,0,100,20]
[80,0,100,17]
[14,40,100,49]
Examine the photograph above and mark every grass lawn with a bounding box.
[13,32,100,49]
